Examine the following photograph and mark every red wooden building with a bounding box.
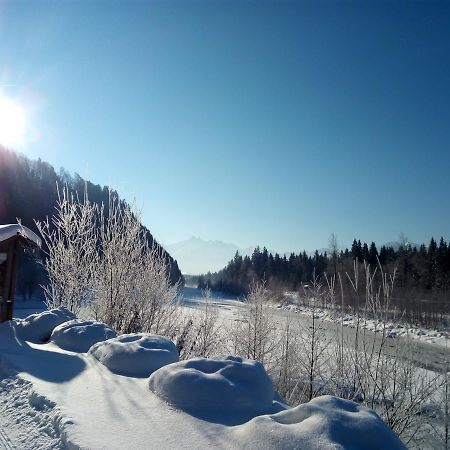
[0,224,41,323]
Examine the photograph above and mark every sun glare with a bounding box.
[0,95,26,148]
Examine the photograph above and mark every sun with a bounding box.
[0,95,26,148]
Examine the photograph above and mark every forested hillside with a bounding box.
[0,146,183,291]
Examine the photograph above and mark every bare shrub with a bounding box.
[291,275,332,402]
[325,262,443,446]
[270,314,301,403]
[36,185,179,334]
[36,185,98,313]
[231,281,277,365]
[267,262,445,447]
[92,194,179,334]
[177,288,224,359]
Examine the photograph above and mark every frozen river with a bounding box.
[181,286,450,374]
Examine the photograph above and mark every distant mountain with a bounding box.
[167,237,254,275]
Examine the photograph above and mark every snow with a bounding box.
[0,371,65,450]
[181,286,449,350]
[149,356,278,424]
[50,319,117,353]
[13,307,76,343]
[89,333,179,377]
[0,224,41,247]
[276,296,450,348]
[0,308,408,449]
[234,395,406,450]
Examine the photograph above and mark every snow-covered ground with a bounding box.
[0,305,407,449]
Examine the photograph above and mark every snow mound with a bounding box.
[149,356,275,420]
[89,333,179,377]
[14,308,76,343]
[50,320,116,353]
[233,395,406,450]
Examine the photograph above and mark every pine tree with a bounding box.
[361,242,369,263]
[368,242,378,267]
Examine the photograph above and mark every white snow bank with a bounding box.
[89,333,179,377]
[233,395,406,450]
[0,327,412,449]
[0,224,42,247]
[14,308,76,343]
[149,356,276,421]
[50,320,116,353]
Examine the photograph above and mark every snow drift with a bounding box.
[0,308,410,449]
[233,395,406,450]
[89,333,179,377]
[50,320,117,353]
[14,307,76,343]
[149,356,276,422]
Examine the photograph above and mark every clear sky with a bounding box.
[0,0,449,253]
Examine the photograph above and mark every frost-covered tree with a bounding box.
[231,281,276,365]
[294,275,331,402]
[36,185,179,334]
[36,185,98,313]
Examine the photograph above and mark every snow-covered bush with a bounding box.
[35,186,98,314]
[325,262,441,445]
[149,356,275,419]
[89,333,179,377]
[36,185,180,336]
[50,320,116,352]
[92,195,180,335]
[235,395,406,450]
[15,307,76,343]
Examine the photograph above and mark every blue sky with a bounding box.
[0,0,449,254]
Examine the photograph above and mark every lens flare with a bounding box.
[0,95,26,148]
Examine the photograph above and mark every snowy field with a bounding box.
[0,296,409,450]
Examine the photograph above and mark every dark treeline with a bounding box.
[0,146,183,297]
[197,247,327,296]
[197,238,450,326]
